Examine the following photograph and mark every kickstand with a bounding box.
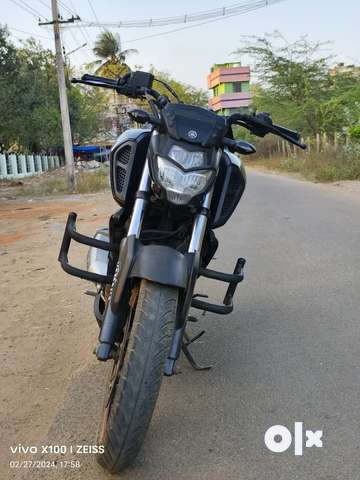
[182,330,212,371]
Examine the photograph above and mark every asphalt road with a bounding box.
[23,171,360,480]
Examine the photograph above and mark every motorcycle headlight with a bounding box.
[168,145,205,169]
[156,156,213,205]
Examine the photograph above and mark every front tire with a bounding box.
[97,279,178,473]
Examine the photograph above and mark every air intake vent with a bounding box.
[117,145,131,165]
[110,131,151,209]
[116,165,127,192]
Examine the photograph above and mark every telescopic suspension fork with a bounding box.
[164,190,215,375]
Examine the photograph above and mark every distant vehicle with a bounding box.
[58,70,306,473]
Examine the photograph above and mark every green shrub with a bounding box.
[349,125,360,142]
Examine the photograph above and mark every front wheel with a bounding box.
[97,279,178,473]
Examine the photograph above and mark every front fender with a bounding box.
[111,235,190,313]
[130,243,188,288]
[97,235,196,361]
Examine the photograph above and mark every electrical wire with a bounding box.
[58,0,77,16]
[63,0,93,45]
[123,1,285,44]
[73,0,283,29]
[34,0,52,12]
[64,26,93,62]
[56,0,94,62]
[7,26,52,40]
[87,0,106,33]
[8,0,49,21]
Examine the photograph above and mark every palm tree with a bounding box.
[89,31,138,78]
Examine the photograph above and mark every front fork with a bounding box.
[98,159,213,365]
[164,189,213,375]
[127,159,214,373]
[127,161,152,238]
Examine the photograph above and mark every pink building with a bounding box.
[207,62,252,115]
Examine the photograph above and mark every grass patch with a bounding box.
[76,168,110,194]
[246,145,360,182]
[1,167,110,198]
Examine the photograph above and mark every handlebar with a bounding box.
[72,71,306,151]
[227,112,306,150]
[72,71,163,101]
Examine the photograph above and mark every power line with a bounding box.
[64,0,94,56]
[68,0,283,29]
[67,0,81,17]
[9,0,49,21]
[34,0,52,12]
[122,1,285,44]
[7,26,52,40]
[64,8,93,60]
[8,0,42,19]
[58,0,76,16]
[36,0,78,19]
[77,23,92,45]
[87,0,106,32]
[67,25,81,47]
[36,0,94,62]
[64,27,92,61]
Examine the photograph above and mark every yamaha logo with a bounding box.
[187,129,198,139]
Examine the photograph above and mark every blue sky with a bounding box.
[2,0,360,88]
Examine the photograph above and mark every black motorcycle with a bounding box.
[58,70,305,473]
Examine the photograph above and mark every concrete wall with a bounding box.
[0,154,63,180]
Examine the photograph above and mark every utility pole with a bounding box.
[40,1,80,192]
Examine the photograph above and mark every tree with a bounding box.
[15,39,62,151]
[150,68,208,107]
[0,26,20,149]
[234,34,360,136]
[69,86,109,144]
[0,27,108,152]
[90,31,138,78]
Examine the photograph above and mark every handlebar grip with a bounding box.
[81,74,119,86]
[272,124,306,149]
[273,124,300,142]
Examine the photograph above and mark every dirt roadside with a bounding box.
[0,193,116,478]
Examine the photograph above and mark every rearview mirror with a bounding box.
[232,140,256,155]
